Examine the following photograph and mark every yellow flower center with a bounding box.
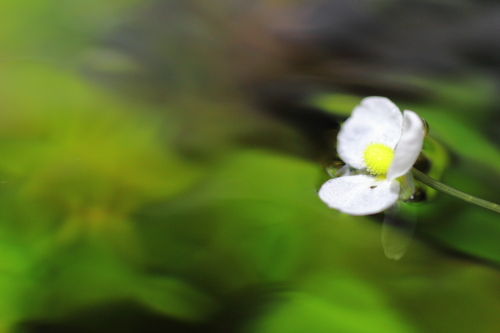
[363,143,394,175]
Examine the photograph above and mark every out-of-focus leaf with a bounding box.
[135,276,217,322]
[0,0,141,59]
[408,74,497,122]
[418,111,500,175]
[417,164,500,264]
[0,63,201,207]
[137,149,325,292]
[308,93,362,117]
[0,240,36,331]
[247,275,415,333]
[0,62,206,326]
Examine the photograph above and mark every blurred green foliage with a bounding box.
[1,1,500,333]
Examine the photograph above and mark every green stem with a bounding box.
[412,168,500,214]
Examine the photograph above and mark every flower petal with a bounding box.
[337,97,403,169]
[318,175,400,215]
[387,110,424,181]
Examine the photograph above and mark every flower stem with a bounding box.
[412,168,500,214]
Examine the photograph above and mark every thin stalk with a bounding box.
[412,168,500,214]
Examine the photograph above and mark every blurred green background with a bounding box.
[1,1,500,332]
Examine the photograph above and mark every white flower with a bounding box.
[318,97,425,215]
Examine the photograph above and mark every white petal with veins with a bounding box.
[387,110,424,181]
[318,175,400,215]
[337,97,403,169]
